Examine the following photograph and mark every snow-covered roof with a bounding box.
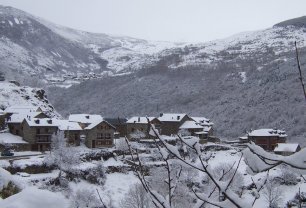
[194,131,208,135]
[191,117,214,126]
[68,114,102,124]
[179,120,204,129]
[126,117,156,124]
[274,143,300,153]
[7,112,44,123]
[5,105,41,114]
[248,129,287,137]
[159,113,187,122]
[24,118,58,127]
[0,133,28,144]
[55,120,82,131]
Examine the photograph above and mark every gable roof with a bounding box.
[104,118,127,125]
[126,117,157,124]
[179,120,204,129]
[158,113,187,122]
[55,120,82,131]
[248,129,287,137]
[85,120,116,130]
[7,112,47,124]
[24,118,58,127]
[191,117,214,126]
[274,143,300,152]
[68,114,102,124]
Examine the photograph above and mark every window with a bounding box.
[45,128,49,133]
[36,128,40,134]
[97,133,103,139]
[16,130,19,135]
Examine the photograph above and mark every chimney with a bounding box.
[35,119,40,124]
[138,117,140,122]
[177,116,180,120]
[85,115,90,119]
[160,113,163,117]
[47,119,52,124]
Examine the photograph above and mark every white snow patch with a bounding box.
[238,72,247,83]
[0,187,69,208]
[8,20,13,26]
[14,18,20,25]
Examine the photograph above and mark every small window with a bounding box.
[36,129,40,134]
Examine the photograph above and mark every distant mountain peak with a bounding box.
[274,16,306,28]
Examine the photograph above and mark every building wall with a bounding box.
[126,123,148,139]
[249,136,286,151]
[64,130,81,146]
[22,121,58,151]
[0,115,5,130]
[8,123,23,137]
[84,122,115,148]
[161,116,192,136]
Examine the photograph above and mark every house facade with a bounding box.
[56,120,82,146]
[159,113,192,136]
[248,129,287,151]
[274,143,301,156]
[126,117,162,139]
[7,111,49,136]
[104,117,127,137]
[21,118,58,151]
[0,110,6,130]
[83,120,116,148]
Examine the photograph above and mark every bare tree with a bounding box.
[262,178,283,208]
[70,188,100,208]
[45,131,80,180]
[119,184,152,208]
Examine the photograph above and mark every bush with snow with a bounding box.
[69,188,100,208]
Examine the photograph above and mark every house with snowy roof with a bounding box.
[126,117,162,139]
[69,114,116,148]
[21,118,58,151]
[7,111,49,137]
[179,120,214,143]
[104,117,128,137]
[247,129,287,151]
[56,120,83,146]
[158,113,192,136]
[274,143,301,156]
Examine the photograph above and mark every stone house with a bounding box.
[21,118,58,151]
[56,120,82,146]
[158,113,192,136]
[83,120,116,148]
[69,114,116,148]
[247,129,287,151]
[104,117,127,137]
[7,111,49,137]
[126,117,162,139]
[274,143,301,156]
[191,117,214,138]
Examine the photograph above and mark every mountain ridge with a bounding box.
[0,6,305,142]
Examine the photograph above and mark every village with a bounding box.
[0,104,301,156]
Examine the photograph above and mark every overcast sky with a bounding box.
[0,0,306,42]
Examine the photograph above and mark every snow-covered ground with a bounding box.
[0,143,305,207]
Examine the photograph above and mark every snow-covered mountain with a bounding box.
[1,6,306,140]
[0,5,180,87]
[0,81,58,117]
